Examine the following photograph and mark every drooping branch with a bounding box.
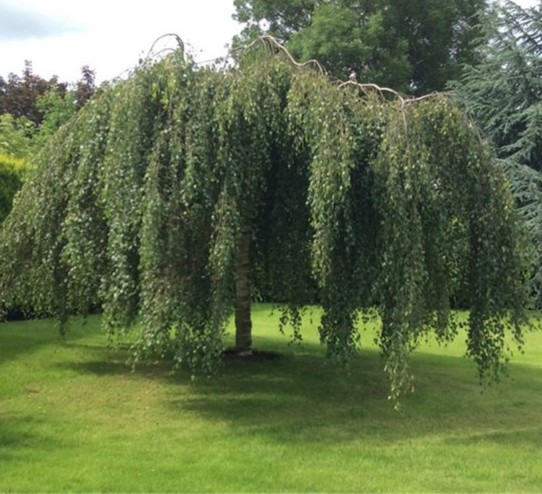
[0,37,532,403]
[337,80,445,107]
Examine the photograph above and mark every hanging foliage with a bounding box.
[0,39,531,400]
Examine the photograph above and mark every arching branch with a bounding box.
[144,33,185,63]
[241,35,326,74]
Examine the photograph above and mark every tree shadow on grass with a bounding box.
[444,427,542,449]
[0,414,59,462]
[0,315,101,365]
[61,335,542,450]
[183,354,542,449]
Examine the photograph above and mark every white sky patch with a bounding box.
[0,0,242,83]
[0,2,79,39]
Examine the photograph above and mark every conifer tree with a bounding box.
[452,0,542,306]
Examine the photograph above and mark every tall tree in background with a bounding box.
[451,0,542,306]
[0,63,97,129]
[233,0,486,93]
[74,65,97,110]
[0,61,67,127]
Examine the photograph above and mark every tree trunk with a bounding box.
[234,225,252,355]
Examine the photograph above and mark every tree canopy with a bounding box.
[0,61,67,128]
[0,63,98,166]
[0,62,97,128]
[233,0,486,93]
[0,41,531,400]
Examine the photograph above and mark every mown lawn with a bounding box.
[1,304,541,492]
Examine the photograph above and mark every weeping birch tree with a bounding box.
[0,40,531,399]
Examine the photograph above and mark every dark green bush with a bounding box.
[0,152,28,224]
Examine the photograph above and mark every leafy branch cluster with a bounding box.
[0,42,530,400]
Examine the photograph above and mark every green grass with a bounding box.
[1,305,541,492]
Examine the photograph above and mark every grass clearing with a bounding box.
[1,304,541,492]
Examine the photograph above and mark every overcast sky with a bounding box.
[0,0,242,83]
[0,0,540,84]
